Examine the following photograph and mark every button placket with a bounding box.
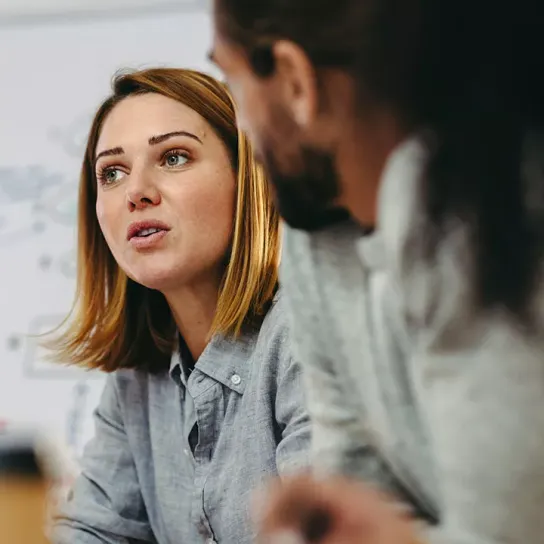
[191,375,221,543]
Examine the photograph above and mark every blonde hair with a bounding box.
[48,68,280,373]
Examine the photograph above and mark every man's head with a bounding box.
[211,0,544,321]
[210,0,415,230]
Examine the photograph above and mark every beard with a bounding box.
[256,104,349,232]
[261,146,350,231]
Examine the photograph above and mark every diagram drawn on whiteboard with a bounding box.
[0,114,91,285]
[1,112,101,380]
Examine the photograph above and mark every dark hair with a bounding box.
[216,0,544,323]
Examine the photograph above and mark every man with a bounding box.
[210,1,544,543]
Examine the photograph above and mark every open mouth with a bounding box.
[127,221,170,248]
[132,227,164,238]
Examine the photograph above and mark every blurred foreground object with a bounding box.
[0,431,51,543]
[258,474,425,544]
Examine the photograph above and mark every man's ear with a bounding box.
[272,40,319,128]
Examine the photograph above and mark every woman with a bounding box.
[50,68,310,544]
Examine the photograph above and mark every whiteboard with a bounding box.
[0,6,217,463]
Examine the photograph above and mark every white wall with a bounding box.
[0,0,202,19]
[0,5,217,464]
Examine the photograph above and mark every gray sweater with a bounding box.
[280,138,544,543]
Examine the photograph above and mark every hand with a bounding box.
[256,474,421,544]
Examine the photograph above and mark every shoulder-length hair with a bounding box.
[48,68,280,373]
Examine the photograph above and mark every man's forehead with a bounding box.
[209,32,250,73]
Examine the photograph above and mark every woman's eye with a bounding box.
[164,151,189,168]
[98,167,125,186]
[106,169,122,183]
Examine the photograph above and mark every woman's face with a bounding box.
[94,93,236,293]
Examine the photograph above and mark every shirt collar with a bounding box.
[355,135,428,271]
[168,339,192,388]
[168,330,256,394]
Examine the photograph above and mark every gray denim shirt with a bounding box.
[280,138,544,543]
[53,294,310,544]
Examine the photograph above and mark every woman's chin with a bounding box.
[129,269,182,293]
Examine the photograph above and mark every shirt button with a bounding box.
[230,374,241,385]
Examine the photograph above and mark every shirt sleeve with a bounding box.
[392,221,544,544]
[415,322,544,544]
[52,374,156,544]
[403,267,544,544]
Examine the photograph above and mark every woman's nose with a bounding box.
[126,174,161,211]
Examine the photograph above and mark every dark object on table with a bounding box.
[0,432,43,476]
[0,431,49,543]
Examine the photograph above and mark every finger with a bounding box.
[260,476,369,543]
[259,476,418,544]
[258,476,331,541]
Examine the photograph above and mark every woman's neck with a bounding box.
[164,281,220,362]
